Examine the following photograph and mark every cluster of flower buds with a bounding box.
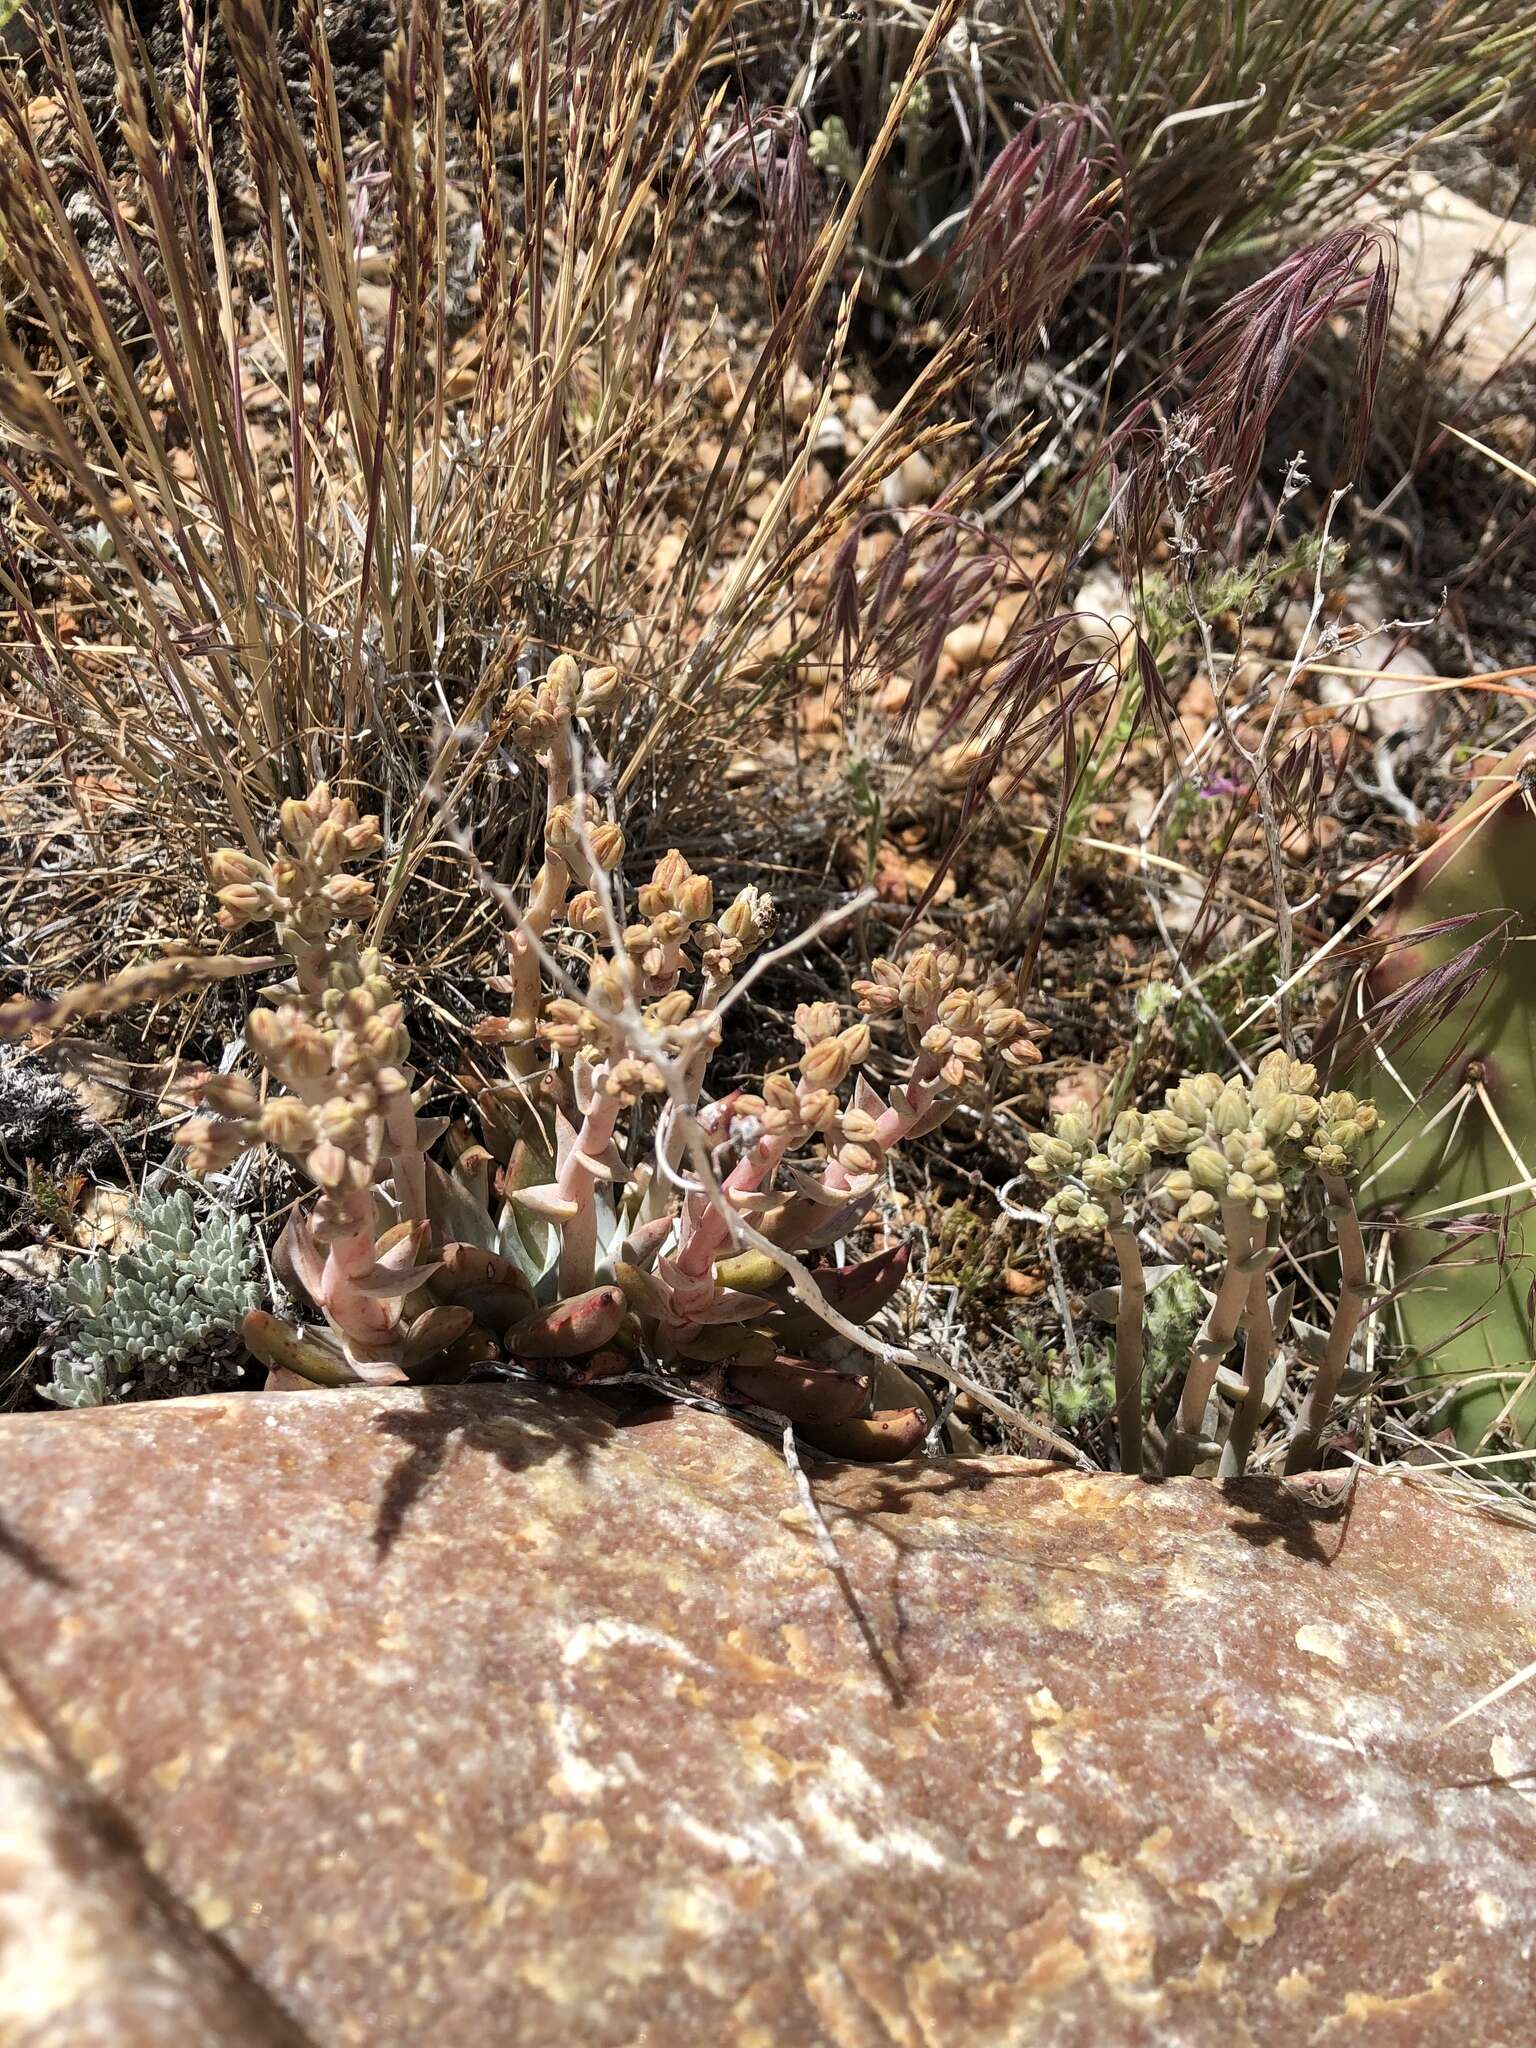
[209,785,382,972]
[728,1002,877,1166]
[1028,1109,1151,1239]
[526,851,777,1098]
[1304,1089,1380,1176]
[179,950,412,1239]
[506,651,620,747]
[548,794,626,877]
[853,947,1038,1089]
[1025,1051,1381,1242]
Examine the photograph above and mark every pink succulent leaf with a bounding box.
[621,1216,674,1269]
[347,1261,442,1300]
[853,1074,891,1120]
[692,1287,779,1326]
[284,1203,327,1301]
[783,1163,861,1207]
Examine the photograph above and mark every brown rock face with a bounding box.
[1,1387,1534,2046]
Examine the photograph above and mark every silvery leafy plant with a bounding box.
[42,1191,261,1407]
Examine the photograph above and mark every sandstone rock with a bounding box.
[882,449,935,511]
[1384,171,1536,383]
[1,1387,1535,2046]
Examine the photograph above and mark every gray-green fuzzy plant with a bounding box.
[41,1191,261,1408]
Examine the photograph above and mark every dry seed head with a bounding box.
[720,886,775,946]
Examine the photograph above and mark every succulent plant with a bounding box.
[1025,1052,1377,1475]
[166,658,1041,1458]
[41,1190,261,1407]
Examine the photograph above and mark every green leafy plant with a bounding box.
[42,1191,261,1408]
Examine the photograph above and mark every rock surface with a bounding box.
[1380,171,1536,382]
[2,1386,1535,2046]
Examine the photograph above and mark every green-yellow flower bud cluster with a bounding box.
[1026,1052,1380,1238]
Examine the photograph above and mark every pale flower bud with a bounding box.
[319,1097,369,1148]
[679,874,714,923]
[639,850,693,916]
[344,816,384,856]
[1187,1145,1229,1193]
[306,1140,351,1190]
[649,991,694,1027]
[1054,1111,1095,1154]
[852,959,902,1014]
[216,883,271,927]
[323,875,376,920]
[800,1039,851,1091]
[173,1115,244,1172]
[763,1072,800,1114]
[210,848,267,888]
[1146,1110,1193,1151]
[308,819,348,873]
[260,1099,317,1151]
[794,1001,842,1048]
[577,664,622,714]
[838,1143,882,1177]
[200,1073,260,1117]
[546,653,582,711]
[796,1087,839,1131]
[590,822,626,871]
[838,1021,872,1065]
[566,890,606,935]
[1210,1085,1250,1136]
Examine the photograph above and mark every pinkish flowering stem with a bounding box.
[557,1084,623,1295]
